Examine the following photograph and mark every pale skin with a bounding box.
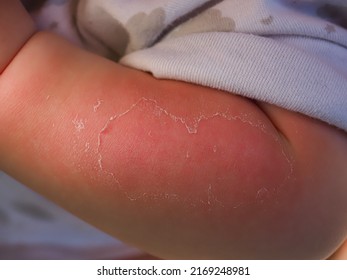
[1,0,347,259]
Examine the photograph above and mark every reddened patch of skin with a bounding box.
[1,32,347,259]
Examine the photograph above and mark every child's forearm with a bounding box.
[0,0,35,73]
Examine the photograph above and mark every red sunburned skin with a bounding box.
[0,30,346,259]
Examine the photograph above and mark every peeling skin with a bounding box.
[96,96,274,146]
[213,145,217,153]
[279,149,295,186]
[84,142,90,152]
[96,99,143,156]
[93,99,103,112]
[94,97,295,207]
[72,114,86,133]
[232,202,245,209]
[207,184,224,209]
[148,98,270,135]
[256,187,270,204]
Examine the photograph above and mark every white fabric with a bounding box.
[76,0,347,131]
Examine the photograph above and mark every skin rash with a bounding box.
[0,28,347,259]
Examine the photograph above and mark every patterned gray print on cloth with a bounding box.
[167,9,235,39]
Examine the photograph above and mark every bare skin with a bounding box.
[0,1,347,259]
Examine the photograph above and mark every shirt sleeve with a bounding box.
[76,0,347,132]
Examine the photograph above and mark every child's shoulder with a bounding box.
[0,0,35,74]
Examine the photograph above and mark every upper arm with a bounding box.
[0,0,35,73]
[1,31,347,259]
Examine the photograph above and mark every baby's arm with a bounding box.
[0,0,35,73]
[1,1,347,259]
